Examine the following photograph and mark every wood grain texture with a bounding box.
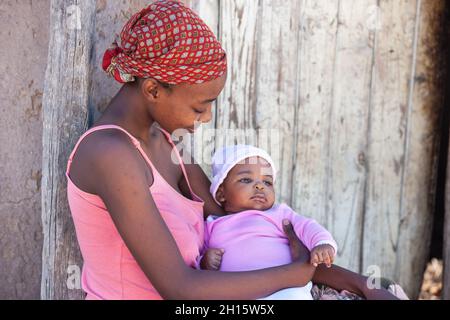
[292,0,339,239]
[325,0,377,274]
[392,0,446,298]
[362,0,418,289]
[215,0,259,147]
[213,0,443,298]
[41,0,96,300]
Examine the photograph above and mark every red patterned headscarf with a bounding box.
[102,0,227,85]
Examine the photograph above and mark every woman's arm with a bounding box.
[91,136,313,299]
[312,265,399,300]
[282,221,399,300]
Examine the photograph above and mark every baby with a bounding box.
[198,145,338,300]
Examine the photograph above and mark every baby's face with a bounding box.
[216,156,275,213]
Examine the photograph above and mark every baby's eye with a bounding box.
[239,178,252,183]
[264,181,273,186]
[193,109,203,114]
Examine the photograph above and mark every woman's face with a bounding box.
[142,72,227,133]
[216,156,276,213]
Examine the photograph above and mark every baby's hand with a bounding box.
[200,248,224,271]
[310,244,335,268]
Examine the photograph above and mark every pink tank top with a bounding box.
[66,125,205,300]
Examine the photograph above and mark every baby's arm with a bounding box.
[197,217,224,271]
[310,244,335,268]
[281,205,337,267]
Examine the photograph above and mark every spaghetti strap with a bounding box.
[156,126,198,200]
[66,125,143,175]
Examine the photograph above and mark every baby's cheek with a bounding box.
[233,185,253,200]
[267,190,276,204]
[225,188,252,210]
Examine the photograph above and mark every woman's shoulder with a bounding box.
[69,127,151,194]
[76,128,138,160]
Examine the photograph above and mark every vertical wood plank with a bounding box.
[215,0,260,150]
[292,0,339,235]
[326,0,377,273]
[41,0,96,300]
[362,0,418,291]
[393,0,447,298]
[361,0,447,298]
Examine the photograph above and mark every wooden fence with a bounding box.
[41,0,448,299]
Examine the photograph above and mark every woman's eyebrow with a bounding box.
[201,97,218,103]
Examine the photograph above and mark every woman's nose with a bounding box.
[200,105,213,123]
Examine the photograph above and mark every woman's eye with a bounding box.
[239,178,252,183]
[264,181,273,186]
[194,109,203,114]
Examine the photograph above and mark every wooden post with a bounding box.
[41,0,96,300]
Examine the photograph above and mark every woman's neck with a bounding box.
[96,84,156,144]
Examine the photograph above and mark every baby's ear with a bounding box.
[215,185,226,203]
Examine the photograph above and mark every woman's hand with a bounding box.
[282,219,316,287]
[311,263,401,300]
[281,219,400,300]
[282,219,311,263]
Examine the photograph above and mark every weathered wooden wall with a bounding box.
[189,0,446,298]
[38,0,447,299]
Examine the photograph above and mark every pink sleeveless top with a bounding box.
[66,125,205,300]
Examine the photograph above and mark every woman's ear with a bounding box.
[215,185,226,203]
[141,78,159,100]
